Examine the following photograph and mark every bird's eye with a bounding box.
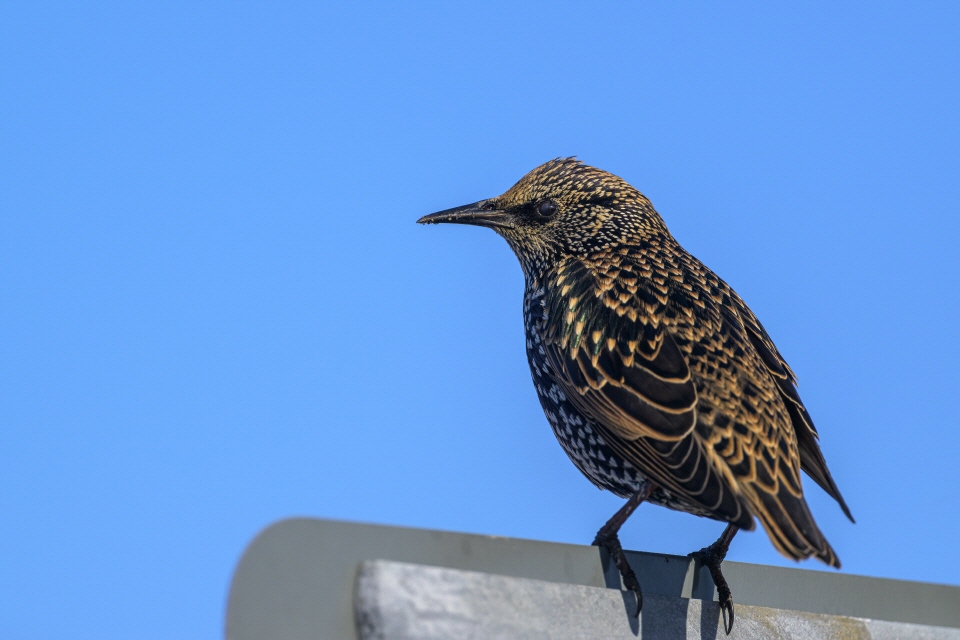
[536,200,558,219]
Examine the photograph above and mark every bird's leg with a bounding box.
[592,481,654,617]
[689,523,739,635]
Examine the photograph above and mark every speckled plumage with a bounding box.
[419,158,852,589]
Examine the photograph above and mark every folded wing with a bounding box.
[541,258,755,530]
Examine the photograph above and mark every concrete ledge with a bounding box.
[225,518,960,640]
[355,559,960,640]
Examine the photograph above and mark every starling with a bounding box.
[418,158,853,634]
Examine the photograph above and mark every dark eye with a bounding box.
[536,200,558,219]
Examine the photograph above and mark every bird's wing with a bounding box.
[730,290,854,522]
[664,254,840,566]
[539,257,755,529]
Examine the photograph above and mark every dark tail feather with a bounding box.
[784,398,855,523]
[745,325,855,525]
[750,484,841,569]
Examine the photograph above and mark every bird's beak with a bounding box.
[417,201,513,230]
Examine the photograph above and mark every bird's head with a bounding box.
[418,158,670,277]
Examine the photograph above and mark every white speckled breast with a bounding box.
[523,283,718,520]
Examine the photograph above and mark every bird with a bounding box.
[417,158,853,634]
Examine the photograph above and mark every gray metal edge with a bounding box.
[356,559,960,640]
[225,517,960,640]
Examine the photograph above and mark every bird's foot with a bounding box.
[594,529,643,617]
[689,542,735,635]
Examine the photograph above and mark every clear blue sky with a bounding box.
[2,3,958,638]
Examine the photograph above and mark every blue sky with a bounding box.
[2,3,958,638]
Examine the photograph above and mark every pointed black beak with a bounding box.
[417,201,513,230]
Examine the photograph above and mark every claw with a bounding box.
[592,484,653,619]
[622,568,643,617]
[719,590,735,635]
[630,585,643,617]
[691,547,736,634]
[689,524,739,634]
[595,530,644,617]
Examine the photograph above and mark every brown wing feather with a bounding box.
[673,252,839,564]
[733,291,855,523]
[542,258,755,529]
[542,253,840,564]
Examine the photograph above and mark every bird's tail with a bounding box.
[746,484,841,568]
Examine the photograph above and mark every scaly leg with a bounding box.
[592,481,654,616]
[689,523,739,635]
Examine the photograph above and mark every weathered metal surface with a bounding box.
[225,518,960,640]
